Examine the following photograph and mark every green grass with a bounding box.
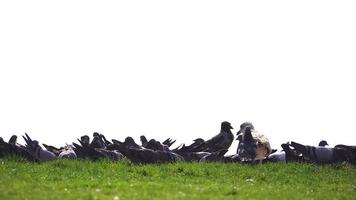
[0,158,355,200]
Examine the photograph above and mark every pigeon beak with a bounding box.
[236,130,241,135]
[229,125,234,129]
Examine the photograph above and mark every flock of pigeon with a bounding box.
[1,121,355,165]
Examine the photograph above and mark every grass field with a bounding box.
[0,158,355,200]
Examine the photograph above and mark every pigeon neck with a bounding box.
[221,128,232,134]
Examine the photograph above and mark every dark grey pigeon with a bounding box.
[333,144,356,165]
[140,136,175,150]
[22,134,56,162]
[42,144,61,156]
[0,136,35,161]
[266,151,286,163]
[200,149,228,162]
[198,121,234,153]
[172,139,211,160]
[126,148,184,164]
[109,137,143,158]
[80,135,90,146]
[223,154,241,163]
[178,151,211,162]
[290,141,346,164]
[73,142,106,160]
[140,135,148,147]
[236,127,257,162]
[146,139,164,151]
[87,132,105,149]
[124,137,141,148]
[176,138,205,153]
[280,143,306,163]
[8,135,17,144]
[96,149,124,161]
[90,135,105,149]
[73,136,115,160]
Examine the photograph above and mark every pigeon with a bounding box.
[90,133,106,149]
[58,147,77,159]
[126,148,184,164]
[8,135,17,145]
[0,136,35,161]
[197,121,234,153]
[237,126,257,162]
[140,135,149,147]
[42,144,61,156]
[290,141,347,164]
[22,133,56,162]
[236,122,272,162]
[200,149,228,162]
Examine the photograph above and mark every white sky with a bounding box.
[1,1,355,154]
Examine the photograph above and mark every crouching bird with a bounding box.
[73,135,123,161]
[0,135,35,161]
[199,149,228,162]
[290,141,349,164]
[125,148,184,164]
[22,133,57,162]
[42,143,77,159]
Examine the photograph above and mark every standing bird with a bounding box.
[236,122,255,154]
[199,121,234,153]
[237,126,257,162]
[236,122,272,162]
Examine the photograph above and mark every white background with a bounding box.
[1,1,355,154]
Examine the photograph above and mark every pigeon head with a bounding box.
[193,138,204,143]
[237,122,254,135]
[147,139,163,151]
[318,140,329,147]
[125,137,136,146]
[221,121,233,131]
[32,140,40,148]
[140,135,148,143]
[93,132,100,138]
[81,135,90,145]
[91,136,105,148]
[162,145,170,152]
[9,135,17,144]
